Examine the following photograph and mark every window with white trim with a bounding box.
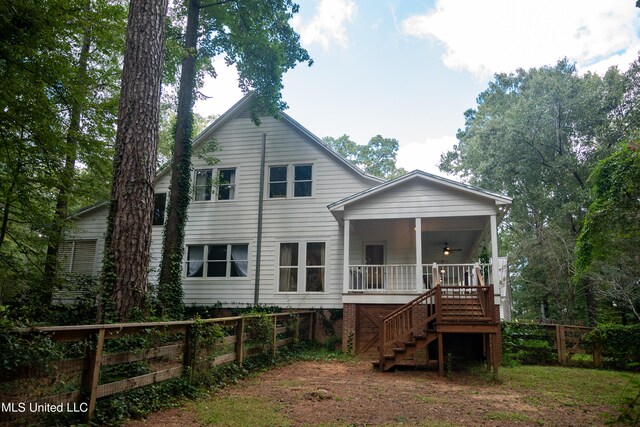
[268,164,313,198]
[194,170,213,201]
[269,166,288,198]
[217,168,236,200]
[278,242,325,292]
[194,168,237,201]
[59,240,97,275]
[294,164,312,197]
[186,244,248,278]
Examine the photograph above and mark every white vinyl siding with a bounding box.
[68,107,379,309]
[343,180,497,220]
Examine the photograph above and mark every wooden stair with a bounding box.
[372,331,438,371]
[441,295,490,322]
[374,281,498,373]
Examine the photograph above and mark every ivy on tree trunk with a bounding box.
[157,0,200,319]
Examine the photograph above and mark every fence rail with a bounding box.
[0,311,314,424]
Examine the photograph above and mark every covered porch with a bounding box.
[328,171,511,304]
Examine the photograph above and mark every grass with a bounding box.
[501,365,639,406]
[195,396,290,427]
[185,356,639,426]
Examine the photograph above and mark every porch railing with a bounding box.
[348,263,492,292]
[349,265,416,291]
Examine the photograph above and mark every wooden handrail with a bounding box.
[379,287,439,368]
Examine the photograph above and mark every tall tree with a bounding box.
[38,0,125,311]
[323,134,407,179]
[0,0,122,309]
[576,140,640,322]
[101,0,170,321]
[439,59,625,324]
[156,0,311,318]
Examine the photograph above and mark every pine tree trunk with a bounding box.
[157,0,200,318]
[102,0,169,321]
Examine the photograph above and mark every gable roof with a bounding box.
[156,93,384,184]
[328,170,512,212]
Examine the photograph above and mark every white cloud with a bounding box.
[292,0,357,50]
[402,0,640,79]
[193,57,243,119]
[396,136,458,177]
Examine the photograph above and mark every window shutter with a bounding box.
[71,240,97,275]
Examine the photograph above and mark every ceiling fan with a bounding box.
[443,242,462,256]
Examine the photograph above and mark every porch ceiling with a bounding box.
[421,216,488,263]
[349,217,489,264]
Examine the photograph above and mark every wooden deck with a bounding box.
[374,284,500,375]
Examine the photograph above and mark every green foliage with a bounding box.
[440,59,628,323]
[0,0,124,309]
[502,322,556,365]
[323,134,408,179]
[576,141,640,322]
[584,324,640,370]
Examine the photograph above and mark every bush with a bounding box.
[502,322,555,365]
[584,323,640,370]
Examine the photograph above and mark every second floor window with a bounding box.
[194,168,237,201]
[217,168,236,200]
[269,166,288,198]
[269,164,313,199]
[194,170,213,201]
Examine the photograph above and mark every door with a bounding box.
[364,243,385,290]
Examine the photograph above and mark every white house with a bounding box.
[64,94,512,370]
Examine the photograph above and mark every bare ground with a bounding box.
[126,360,616,426]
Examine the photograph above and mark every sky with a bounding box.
[194,0,640,176]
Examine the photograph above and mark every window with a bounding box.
[59,240,97,275]
[217,168,236,200]
[294,164,312,197]
[186,244,248,278]
[278,243,298,291]
[152,193,167,225]
[305,242,325,292]
[278,242,325,292]
[269,166,288,198]
[194,170,213,201]
[269,164,313,198]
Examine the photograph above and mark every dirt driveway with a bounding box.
[127,360,618,426]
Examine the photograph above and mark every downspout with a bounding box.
[254,133,267,306]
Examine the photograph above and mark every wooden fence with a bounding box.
[505,323,601,367]
[0,311,314,424]
[548,324,601,367]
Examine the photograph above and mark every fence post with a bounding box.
[555,325,566,364]
[82,328,105,423]
[272,316,278,358]
[593,331,603,368]
[183,324,197,383]
[308,312,316,341]
[293,314,300,344]
[235,318,245,366]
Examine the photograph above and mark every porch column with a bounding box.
[490,214,499,287]
[415,217,422,292]
[343,219,350,294]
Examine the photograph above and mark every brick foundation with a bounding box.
[342,303,356,354]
